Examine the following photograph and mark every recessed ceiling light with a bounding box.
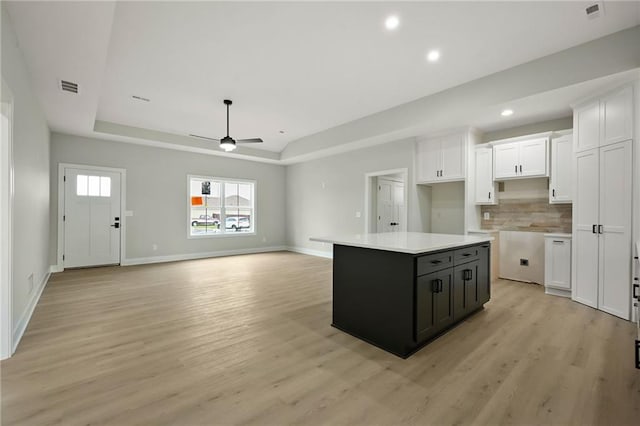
[385,15,400,31]
[426,50,440,63]
[501,109,514,117]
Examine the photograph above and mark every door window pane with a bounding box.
[88,176,100,196]
[100,177,111,197]
[76,175,88,196]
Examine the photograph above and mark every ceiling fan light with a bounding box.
[220,140,236,152]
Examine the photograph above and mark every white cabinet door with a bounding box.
[493,142,519,179]
[474,147,495,204]
[574,101,600,153]
[545,237,571,291]
[598,141,632,319]
[601,86,633,147]
[519,138,548,177]
[441,133,465,180]
[416,138,441,183]
[572,149,599,308]
[549,135,573,203]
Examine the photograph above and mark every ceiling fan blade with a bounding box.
[237,138,263,143]
[189,134,220,142]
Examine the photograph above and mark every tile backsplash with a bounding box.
[481,198,572,233]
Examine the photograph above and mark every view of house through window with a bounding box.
[189,176,254,236]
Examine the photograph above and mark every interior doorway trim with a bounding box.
[1,78,14,360]
[364,168,409,234]
[56,163,127,271]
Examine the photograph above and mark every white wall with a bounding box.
[285,138,431,255]
[1,6,51,341]
[49,133,286,264]
[431,181,465,234]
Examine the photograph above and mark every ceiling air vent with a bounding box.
[59,79,79,94]
[585,2,604,19]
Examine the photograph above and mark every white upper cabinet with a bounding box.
[574,102,600,152]
[574,85,633,153]
[474,147,496,204]
[601,86,633,146]
[493,137,548,180]
[549,134,573,204]
[416,132,466,184]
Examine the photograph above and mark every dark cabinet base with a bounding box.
[332,242,491,358]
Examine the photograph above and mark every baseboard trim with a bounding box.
[122,246,288,266]
[286,246,333,259]
[49,264,63,273]
[12,271,50,354]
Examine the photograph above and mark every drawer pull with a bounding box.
[461,253,471,257]
[430,260,442,264]
[553,240,564,244]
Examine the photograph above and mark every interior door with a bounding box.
[572,149,599,308]
[598,141,632,319]
[377,178,404,232]
[64,168,121,268]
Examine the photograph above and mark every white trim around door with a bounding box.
[1,78,14,360]
[56,163,127,271]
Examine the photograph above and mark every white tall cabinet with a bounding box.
[572,85,634,320]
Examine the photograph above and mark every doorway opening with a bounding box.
[1,79,14,359]
[57,164,126,270]
[364,168,408,234]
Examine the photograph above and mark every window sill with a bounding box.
[188,231,257,240]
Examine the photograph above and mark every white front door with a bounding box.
[377,178,404,233]
[64,168,121,268]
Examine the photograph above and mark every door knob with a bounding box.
[110,222,120,229]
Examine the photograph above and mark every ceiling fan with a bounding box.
[189,99,263,152]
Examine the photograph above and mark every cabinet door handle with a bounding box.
[514,165,517,174]
[463,269,472,281]
[598,225,603,234]
[552,189,555,197]
[438,280,443,293]
[432,279,442,293]
[632,284,638,300]
[520,165,522,173]
[553,240,564,244]
[592,224,597,234]
[488,191,491,199]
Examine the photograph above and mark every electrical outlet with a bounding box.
[483,212,490,220]
[152,244,158,251]
[355,211,361,218]
[520,259,529,266]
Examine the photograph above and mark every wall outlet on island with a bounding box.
[483,212,490,220]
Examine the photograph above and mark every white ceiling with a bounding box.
[5,1,640,159]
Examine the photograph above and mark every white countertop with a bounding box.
[543,233,572,238]
[310,232,493,255]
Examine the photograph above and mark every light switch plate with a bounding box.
[483,212,490,220]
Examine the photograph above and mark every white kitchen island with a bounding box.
[310,232,493,358]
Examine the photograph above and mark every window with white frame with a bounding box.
[189,175,255,236]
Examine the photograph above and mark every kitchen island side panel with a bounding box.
[332,244,415,356]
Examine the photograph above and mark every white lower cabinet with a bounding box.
[544,234,571,298]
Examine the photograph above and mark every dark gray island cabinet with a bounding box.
[310,233,492,358]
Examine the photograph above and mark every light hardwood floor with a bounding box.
[1,251,639,425]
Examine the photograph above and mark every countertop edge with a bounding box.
[310,235,494,255]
